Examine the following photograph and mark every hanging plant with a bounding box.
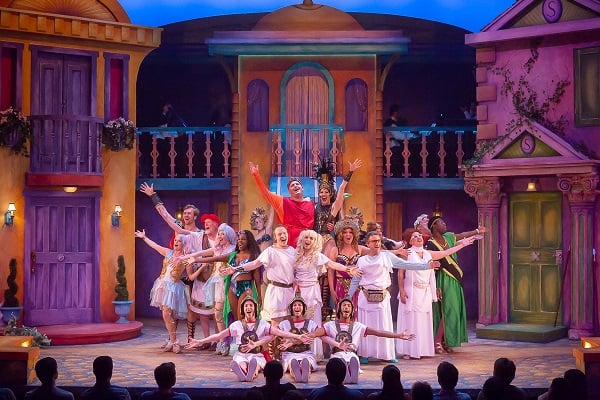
[0,107,31,156]
[102,117,135,151]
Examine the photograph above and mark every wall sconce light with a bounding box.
[111,205,122,227]
[63,186,78,193]
[526,179,538,192]
[4,203,16,226]
[432,202,443,218]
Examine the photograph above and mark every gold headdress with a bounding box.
[334,218,359,236]
[346,206,364,229]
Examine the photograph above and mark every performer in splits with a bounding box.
[307,298,415,384]
[277,296,320,383]
[184,295,310,382]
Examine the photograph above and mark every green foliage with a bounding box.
[114,255,129,301]
[3,258,19,307]
[492,47,570,136]
[0,107,31,156]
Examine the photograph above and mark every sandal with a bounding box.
[435,342,447,354]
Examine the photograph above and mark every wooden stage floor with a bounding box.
[11,318,581,399]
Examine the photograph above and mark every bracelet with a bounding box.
[150,193,163,206]
[344,171,354,182]
[476,228,480,234]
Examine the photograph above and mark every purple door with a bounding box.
[24,191,100,326]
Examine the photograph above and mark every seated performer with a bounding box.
[308,298,415,384]
[277,296,320,383]
[184,294,310,382]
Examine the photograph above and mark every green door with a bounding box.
[509,192,562,324]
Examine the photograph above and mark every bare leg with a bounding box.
[228,287,240,321]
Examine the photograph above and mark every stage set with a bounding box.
[1,318,594,400]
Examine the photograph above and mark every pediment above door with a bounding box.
[466,120,599,178]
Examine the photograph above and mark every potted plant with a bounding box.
[112,255,134,323]
[1,258,23,324]
[0,107,31,156]
[102,117,135,151]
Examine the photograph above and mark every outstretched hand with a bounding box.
[139,182,154,196]
[248,162,259,174]
[398,329,416,341]
[348,158,363,172]
[134,229,146,239]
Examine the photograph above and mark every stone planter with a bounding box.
[0,305,23,325]
[112,300,134,324]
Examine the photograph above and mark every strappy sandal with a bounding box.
[435,342,447,354]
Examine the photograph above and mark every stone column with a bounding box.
[464,176,505,325]
[558,174,598,339]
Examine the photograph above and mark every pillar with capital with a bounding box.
[464,176,505,325]
[558,174,598,339]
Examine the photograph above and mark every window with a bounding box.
[247,79,269,131]
[0,42,23,109]
[575,46,600,126]
[104,53,130,120]
[345,78,368,131]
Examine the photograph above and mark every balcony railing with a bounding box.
[29,115,104,174]
[383,126,477,178]
[269,124,344,177]
[136,127,232,179]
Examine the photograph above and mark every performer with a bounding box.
[397,229,475,359]
[139,182,217,348]
[309,298,415,384]
[135,230,190,353]
[413,214,432,242]
[249,161,313,247]
[312,158,362,255]
[250,206,274,252]
[425,216,485,353]
[184,295,309,382]
[293,229,361,359]
[348,231,438,364]
[327,218,368,312]
[277,296,320,383]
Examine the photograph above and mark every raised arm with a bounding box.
[139,182,192,235]
[135,229,168,256]
[330,158,362,217]
[249,162,284,222]
[388,252,436,270]
[455,225,487,240]
[428,236,476,260]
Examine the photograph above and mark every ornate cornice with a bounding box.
[0,7,161,48]
[464,176,504,205]
[557,173,599,204]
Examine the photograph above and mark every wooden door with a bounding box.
[509,192,562,324]
[24,192,100,325]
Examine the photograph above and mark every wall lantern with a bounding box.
[4,203,16,226]
[111,205,122,227]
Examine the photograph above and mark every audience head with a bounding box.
[563,368,586,399]
[380,364,404,396]
[548,377,568,400]
[92,355,113,382]
[245,389,265,400]
[263,360,284,383]
[35,357,58,386]
[154,362,176,390]
[410,381,433,400]
[482,377,505,400]
[437,361,459,390]
[492,357,516,385]
[325,358,346,385]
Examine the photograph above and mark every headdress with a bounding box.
[336,297,355,319]
[428,215,443,231]
[250,206,267,227]
[334,218,359,236]
[414,214,428,229]
[288,294,307,316]
[239,293,258,319]
[201,213,221,226]
[346,206,364,228]
[313,158,335,200]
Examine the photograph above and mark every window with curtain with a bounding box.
[0,42,23,109]
[247,79,269,131]
[575,46,600,126]
[345,78,368,131]
[104,53,130,120]
[284,66,330,175]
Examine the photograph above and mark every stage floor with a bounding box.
[31,318,577,394]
